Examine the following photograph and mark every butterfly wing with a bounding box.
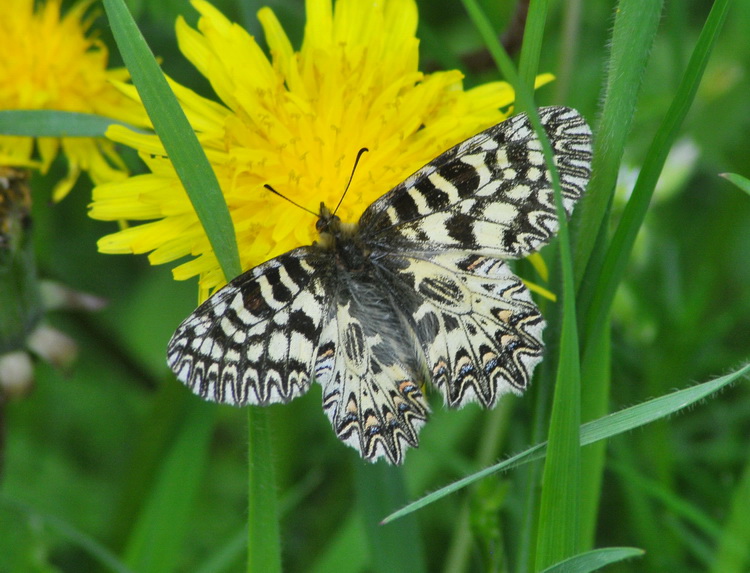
[313,277,429,464]
[360,107,592,410]
[167,248,333,405]
[373,251,544,409]
[167,106,592,463]
[360,106,592,258]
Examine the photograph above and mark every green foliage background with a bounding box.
[2,0,750,571]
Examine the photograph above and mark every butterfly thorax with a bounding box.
[315,202,370,271]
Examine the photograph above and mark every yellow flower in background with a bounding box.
[89,0,551,301]
[0,0,147,200]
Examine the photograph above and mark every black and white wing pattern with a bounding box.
[168,106,592,464]
[360,106,591,257]
[168,250,332,405]
[373,251,546,410]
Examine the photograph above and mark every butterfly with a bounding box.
[167,106,592,464]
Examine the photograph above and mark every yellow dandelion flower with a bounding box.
[0,0,148,200]
[89,0,551,301]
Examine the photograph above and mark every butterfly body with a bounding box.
[168,107,593,464]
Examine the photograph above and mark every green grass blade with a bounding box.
[247,408,282,573]
[381,363,749,524]
[540,547,645,572]
[553,0,584,103]
[102,0,241,281]
[535,211,582,568]
[461,2,583,565]
[0,110,142,137]
[572,2,664,553]
[102,4,282,571]
[579,365,747,443]
[580,0,734,356]
[535,239,582,569]
[124,400,215,573]
[517,0,548,95]
[574,0,731,554]
[720,172,750,196]
[572,0,664,287]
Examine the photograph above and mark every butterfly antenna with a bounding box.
[263,184,318,217]
[333,147,369,216]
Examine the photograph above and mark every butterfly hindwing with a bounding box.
[315,286,429,464]
[315,267,429,463]
[374,251,544,409]
[360,106,592,258]
[168,249,332,405]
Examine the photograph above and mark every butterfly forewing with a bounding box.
[167,106,593,464]
[360,106,592,258]
[168,249,332,405]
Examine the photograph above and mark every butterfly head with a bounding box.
[316,202,358,245]
[314,201,365,273]
[315,202,339,235]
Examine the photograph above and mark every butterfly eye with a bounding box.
[316,212,341,235]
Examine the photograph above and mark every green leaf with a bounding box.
[572,0,664,286]
[573,1,733,556]
[460,1,584,565]
[571,1,664,555]
[720,172,750,196]
[534,217,582,569]
[540,547,645,572]
[517,0,548,96]
[579,0,734,358]
[381,363,749,524]
[102,0,241,282]
[0,110,143,138]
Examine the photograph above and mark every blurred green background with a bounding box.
[2,0,750,571]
